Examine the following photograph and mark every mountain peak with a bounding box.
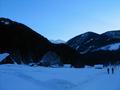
[80,31,99,37]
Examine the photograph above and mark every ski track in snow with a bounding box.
[77,71,105,86]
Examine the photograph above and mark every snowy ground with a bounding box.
[0,64,120,90]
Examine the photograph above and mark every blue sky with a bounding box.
[1,0,120,41]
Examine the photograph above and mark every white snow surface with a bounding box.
[0,64,120,90]
[96,43,120,51]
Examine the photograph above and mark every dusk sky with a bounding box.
[1,0,120,41]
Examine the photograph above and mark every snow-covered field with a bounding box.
[0,64,120,90]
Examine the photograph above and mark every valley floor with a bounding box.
[0,64,120,90]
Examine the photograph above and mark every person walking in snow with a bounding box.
[112,67,114,74]
[107,68,110,74]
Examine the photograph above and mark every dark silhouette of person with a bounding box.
[107,68,110,74]
[112,67,114,74]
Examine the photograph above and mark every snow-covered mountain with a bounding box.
[66,30,120,67]
[50,39,65,44]
[67,31,120,54]
[67,32,100,53]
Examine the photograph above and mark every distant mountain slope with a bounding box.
[50,39,65,44]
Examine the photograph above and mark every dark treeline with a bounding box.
[72,50,120,68]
